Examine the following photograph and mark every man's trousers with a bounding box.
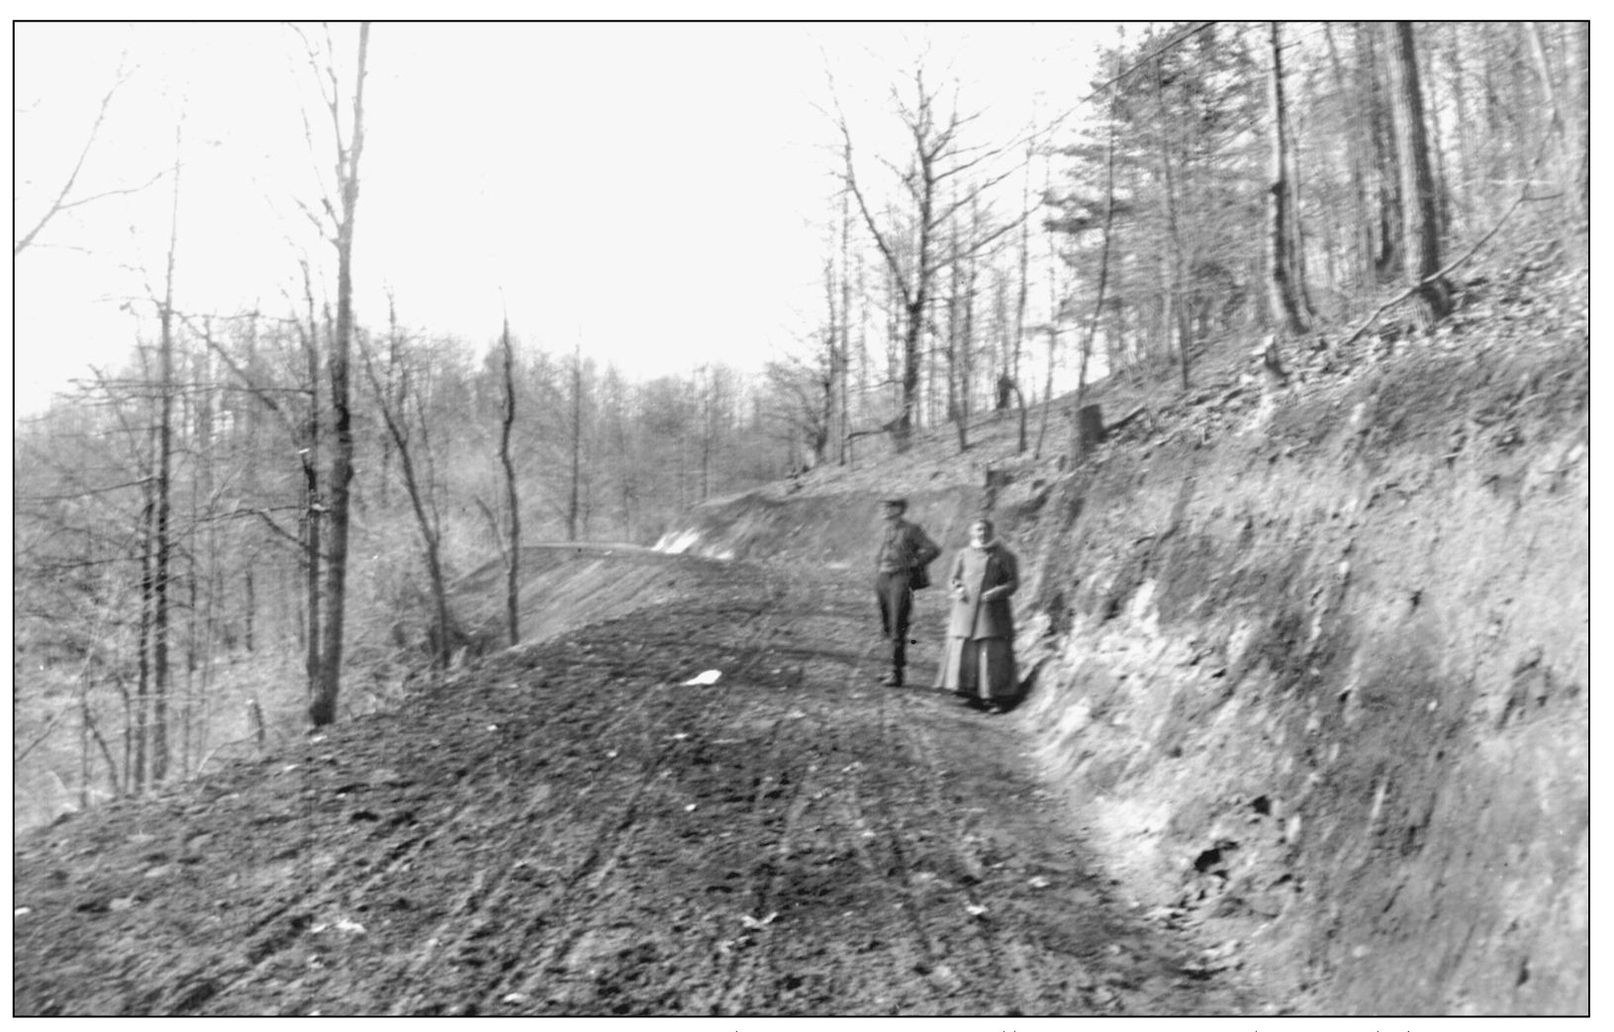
[875,570,914,676]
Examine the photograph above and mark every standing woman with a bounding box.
[937,517,1020,712]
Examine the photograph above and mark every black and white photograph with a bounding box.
[12,16,1590,1020]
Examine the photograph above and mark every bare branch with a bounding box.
[15,711,65,764]
[14,57,136,255]
[836,115,913,310]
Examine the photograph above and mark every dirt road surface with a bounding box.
[13,552,1260,1016]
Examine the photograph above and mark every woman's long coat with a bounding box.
[945,543,1018,640]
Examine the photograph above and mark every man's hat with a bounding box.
[882,498,908,511]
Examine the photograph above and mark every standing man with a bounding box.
[873,498,941,687]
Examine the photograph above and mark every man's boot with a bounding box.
[880,669,904,687]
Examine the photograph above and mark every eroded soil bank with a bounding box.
[665,337,1590,1015]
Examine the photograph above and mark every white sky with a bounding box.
[13,21,1109,413]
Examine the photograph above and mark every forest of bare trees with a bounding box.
[14,22,1588,821]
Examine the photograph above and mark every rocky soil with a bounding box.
[13,552,1259,1016]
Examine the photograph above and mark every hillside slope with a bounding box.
[14,556,1260,1017]
[13,266,1588,1016]
[659,276,1589,1015]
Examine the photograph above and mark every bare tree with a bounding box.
[498,316,521,647]
[566,342,585,541]
[361,304,455,670]
[1071,92,1118,461]
[148,114,185,782]
[303,21,371,727]
[836,65,1018,451]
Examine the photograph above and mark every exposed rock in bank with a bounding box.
[665,337,1588,1015]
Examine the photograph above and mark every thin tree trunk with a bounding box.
[1444,25,1473,238]
[1363,23,1404,282]
[960,198,978,451]
[150,119,181,782]
[837,182,852,465]
[567,342,583,541]
[946,186,967,453]
[1527,21,1587,229]
[134,483,152,793]
[1012,135,1033,455]
[1154,55,1191,389]
[363,323,454,671]
[499,316,521,647]
[310,22,369,727]
[1073,102,1117,460]
[1324,23,1375,286]
[1385,21,1454,326]
[1266,21,1313,337]
[1033,140,1060,462]
[300,262,322,715]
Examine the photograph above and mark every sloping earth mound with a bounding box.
[647,319,1590,1014]
[13,558,1261,1017]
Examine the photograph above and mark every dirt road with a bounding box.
[13,554,1257,1016]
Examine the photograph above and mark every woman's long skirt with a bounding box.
[935,635,1017,702]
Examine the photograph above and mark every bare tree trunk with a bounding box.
[240,310,261,654]
[1011,136,1033,455]
[1417,29,1452,245]
[1527,21,1587,230]
[1266,21,1313,338]
[1073,102,1117,460]
[1324,23,1375,287]
[1443,25,1473,238]
[362,314,455,671]
[1385,21,1454,327]
[150,118,182,781]
[837,183,852,465]
[135,484,152,793]
[378,310,401,506]
[1031,127,1064,462]
[945,186,968,454]
[299,262,322,715]
[567,342,583,542]
[960,197,978,450]
[310,22,369,727]
[499,316,521,646]
[1363,23,1404,282]
[1154,56,1191,389]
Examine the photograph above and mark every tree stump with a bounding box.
[1076,403,1105,456]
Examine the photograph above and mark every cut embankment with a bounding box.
[662,340,1589,1015]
